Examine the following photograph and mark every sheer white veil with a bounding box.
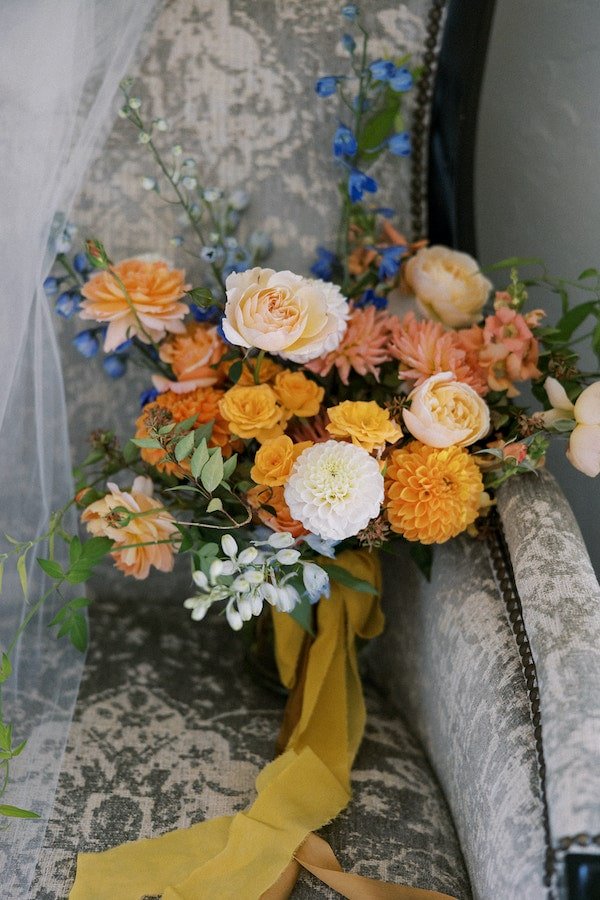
[0,1,157,893]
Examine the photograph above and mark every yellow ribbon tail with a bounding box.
[69,550,456,900]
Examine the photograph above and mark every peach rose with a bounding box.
[81,476,179,580]
[543,377,600,477]
[326,400,402,454]
[250,435,313,486]
[403,372,490,448]
[273,370,324,418]
[80,258,190,352]
[219,384,289,443]
[153,322,226,394]
[222,267,349,363]
[405,246,492,328]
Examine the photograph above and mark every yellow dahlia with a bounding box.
[385,442,483,544]
[326,400,402,453]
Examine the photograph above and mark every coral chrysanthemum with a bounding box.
[385,442,483,543]
[81,476,179,579]
[80,258,190,352]
[135,386,234,475]
[306,304,395,385]
[389,313,488,395]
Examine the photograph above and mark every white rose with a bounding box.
[222,267,349,363]
[403,372,490,448]
[405,246,492,328]
[543,377,600,477]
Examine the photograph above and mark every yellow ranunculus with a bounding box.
[250,436,313,487]
[326,400,402,454]
[273,370,325,418]
[219,384,289,443]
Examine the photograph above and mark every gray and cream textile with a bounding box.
[498,470,600,850]
[32,566,470,899]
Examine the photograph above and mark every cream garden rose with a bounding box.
[222,267,349,364]
[542,377,600,477]
[403,372,490,448]
[405,246,492,328]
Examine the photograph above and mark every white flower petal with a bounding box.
[276,548,301,565]
[221,534,238,558]
[303,562,330,603]
[226,602,243,631]
[545,376,574,413]
[567,424,600,477]
[192,570,209,590]
[238,546,259,565]
[574,381,600,427]
[267,531,295,548]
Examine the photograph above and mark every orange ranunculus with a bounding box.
[246,483,308,538]
[273,370,324,418]
[80,258,190,352]
[153,322,226,393]
[250,436,312,487]
[81,476,179,579]
[135,386,236,476]
[385,442,483,544]
[326,400,401,453]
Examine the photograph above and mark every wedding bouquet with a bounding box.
[2,4,600,895]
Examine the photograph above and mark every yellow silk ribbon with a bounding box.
[69,550,455,899]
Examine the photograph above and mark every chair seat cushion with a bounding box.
[32,578,470,898]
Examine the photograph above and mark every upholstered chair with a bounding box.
[32,3,600,899]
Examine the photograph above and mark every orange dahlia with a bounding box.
[385,442,483,543]
[135,386,236,476]
[80,258,190,352]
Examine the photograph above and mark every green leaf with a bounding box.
[131,437,162,449]
[191,439,209,479]
[199,542,220,558]
[37,558,63,579]
[319,562,378,595]
[486,256,544,271]
[16,553,28,598]
[201,451,224,493]
[206,498,223,513]
[228,360,243,384]
[409,543,433,581]
[357,86,402,163]
[222,454,238,481]
[592,320,600,361]
[555,301,598,340]
[175,431,195,462]
[79,537,113,564]
[0,804,40,819]
[10,739,27,759]
[0,652,12,684]
[0,558,4,594]
[194,422,214,445]
[69,536,82,566]
[122,440,140,464]
[578,268,599,280]
[186,286,216,307]
[550,418,576,433]
[68,613,88,652]
[173,413,198,434]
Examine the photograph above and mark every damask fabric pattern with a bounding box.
[497,470,600,849]
[366,533,548,899]
[31,565,471,899]
[59,0,430,465]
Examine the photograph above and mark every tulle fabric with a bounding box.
[0,1,157,893]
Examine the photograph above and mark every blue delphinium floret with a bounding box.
[356,289,388,310]
[369,59,396,82]
[311,247,337,281]
[315,76,340,98]
[140,387,159,408]
[388,132,412,157]
[191,304,222,323]
[43,276,59,297]
[332,124,357,159]
[341,33,356,53]
[389,67,413,93]
[73,252,91,275]
[55,290,81,319]
[340,4,359,22]
[348,169,377,203]
[200,245,225,265]
[103,354,127,378]
[72,330,100,358]
[378,245,406,280]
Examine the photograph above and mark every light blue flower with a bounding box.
[315,76,339,97]
[43,276,59,297]
[341,33,356,53]
[200,245,225,264]
[140,387,158,407]
[388,131,412,157]
[302,562,331,603]
[332,124,357,159]
[72,330,100,358]
[389,67,413,93]
[311,247,337,280]
[303,534,340,558]
[378,245,406,280]
[103,354,127,378]
[73,252,91,275]
[340,4,358,21]
[369,59,396,82]
[55,290,80,319]
[348,169,377,202]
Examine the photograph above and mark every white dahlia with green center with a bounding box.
[284,440,384,540]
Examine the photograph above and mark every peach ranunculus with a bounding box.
[404,246,492,328]
[542,377,600,477]
[273,370,324,418]
[246,484,309,538]
[306,304,395,385]
[326,401,402,454]
[219,384,290,443]
[80,258,190,352]
[403,372,490,448]
[222,267,349,364]
[250,436,313,487]
[81,476,179,579]
[152,322,226,394]
[135,386,235,475]
[478,306,541,396]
